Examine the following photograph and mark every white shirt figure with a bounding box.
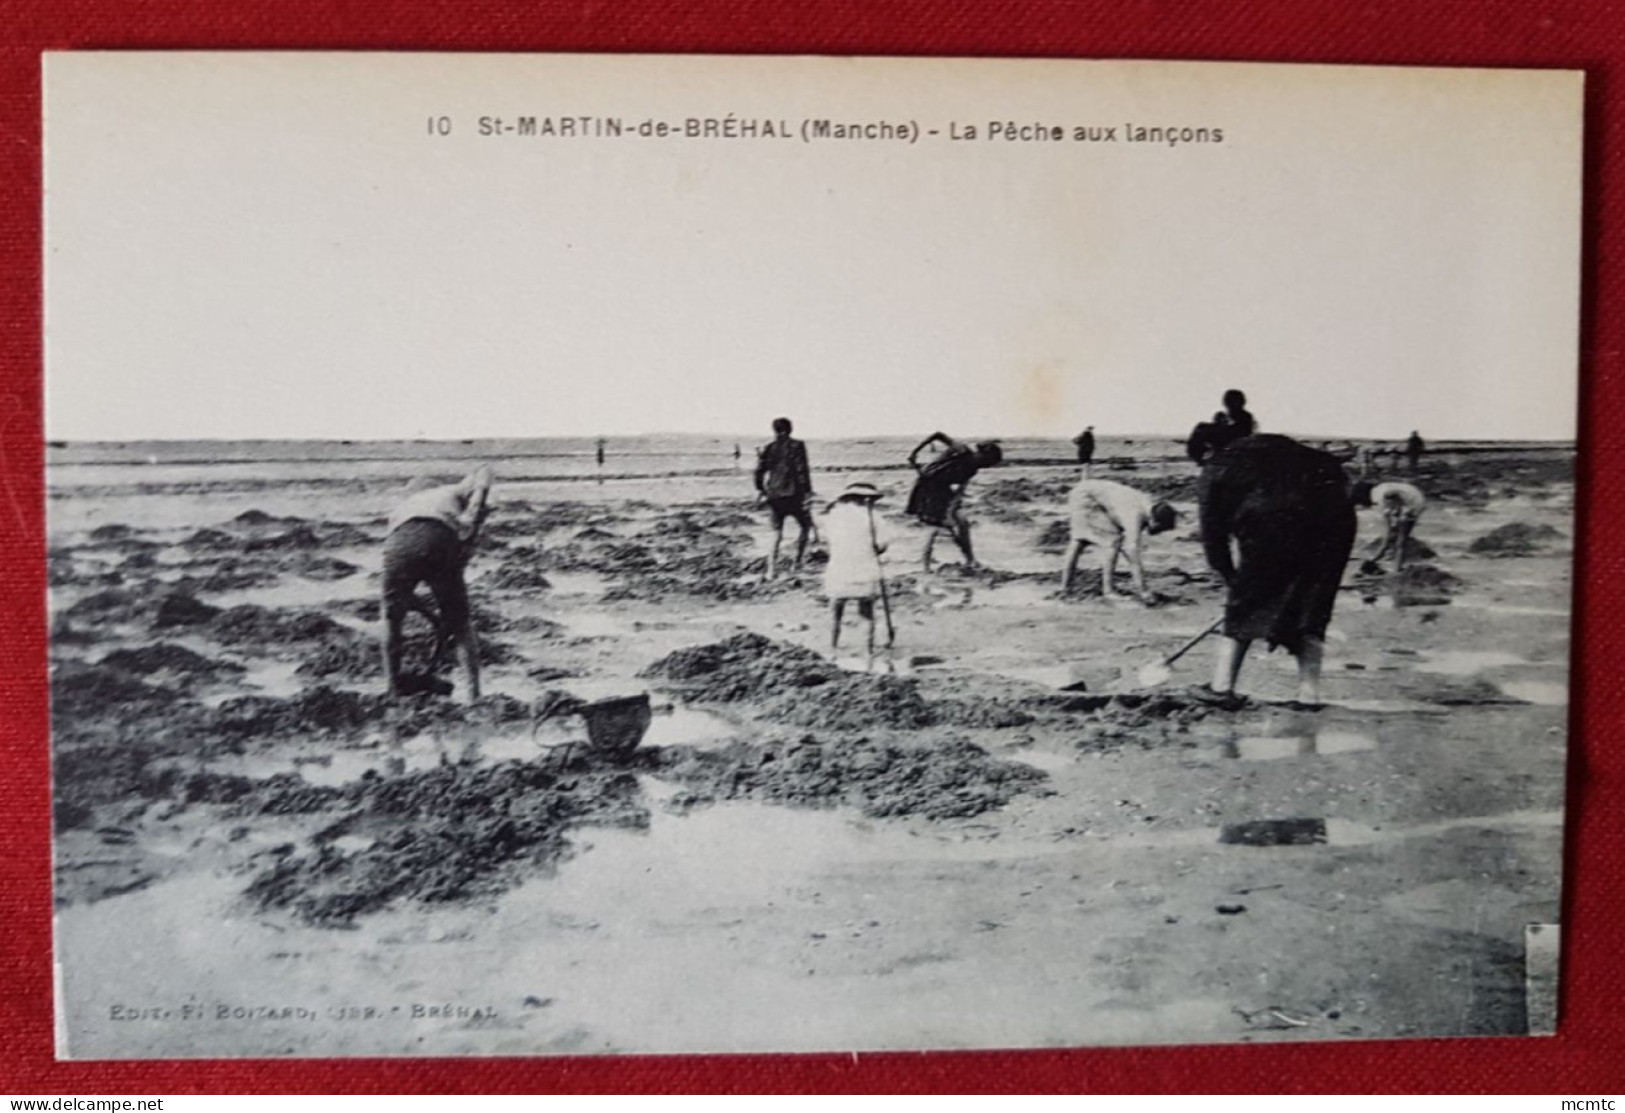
[1061,478,1176,600]
[1361,480,1426,570]
[823,499,885,600]
[388,466,493,541]
[1370,481,1426,523]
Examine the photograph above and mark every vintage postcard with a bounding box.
[44,53,1581,1057]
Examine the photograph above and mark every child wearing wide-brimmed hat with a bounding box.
[823,482,890,654]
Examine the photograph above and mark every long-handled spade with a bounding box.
[1136,616,1225,688]
[867,502,897,648]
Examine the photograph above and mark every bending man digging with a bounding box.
[380,465,493,704]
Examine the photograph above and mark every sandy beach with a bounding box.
[47,437,1573,1057]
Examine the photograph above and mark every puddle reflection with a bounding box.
[1217,731,1378,761]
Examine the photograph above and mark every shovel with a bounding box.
[1136,616,1225,688]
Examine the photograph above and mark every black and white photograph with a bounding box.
[44,53,1581,1057]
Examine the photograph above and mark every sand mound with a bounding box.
[212,686,387,737]
[232,509,304,528]
[1469,521,1565,557]
[296,639,383,682]
[1035,520,1070,551]
[209,604,356,646]
[168,561,281,594]
[315,522,381,548]
[51,660,183,718]
[979,475,1074,505]
[295,555,359,581]
[1363,535,1438,562]
[182,528,235,551]
[653,734,1048,820]
[211,684,530,739]
[48,553,119,589]
[1137,473,1199,502]
[480,556,554,591]
[328,597,382,623]
[641,633,838,695]
[62,588,147,626]
[62,588,221,630]
[1035,690,1230,739]
[98,643,245,685]
[243,760,648,925]
[244,525,323,552]
[1354,561,1462,607]
[294,614,519,682]
[1403,676,1529,706]
[531,510,777,602]
[154,593,223,629]
[640,634,1032,731]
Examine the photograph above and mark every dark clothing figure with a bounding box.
[765,493,812,532]
[1198,435,1356,655]
[595,438,606,467]
[383,519,471,637]
[1073,428,1096,465]
[380,468,491,703]
[755,429,814,577]
[1226,408,1256,439]
[755,436,812,502]
[1188,404,1258,464]
[905,433,1003,571]
[1187,414,1231,464]
[906,438,984,525]
[1406,431,1425,471]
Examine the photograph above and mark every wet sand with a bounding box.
[48,446,1572,1056]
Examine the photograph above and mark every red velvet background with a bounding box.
[2,0,1620,1094]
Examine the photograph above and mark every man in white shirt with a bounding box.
[380,465,493,703]
[1060,477,1177,602]
[1354,480,1427,570]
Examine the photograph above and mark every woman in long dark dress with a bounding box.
[905,432,1003,572]
[1196,434,1356,706]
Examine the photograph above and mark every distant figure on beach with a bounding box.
[754,417,814,579]
[595,438,606,467]
[733,442,742,469]
[1073,426,1096,476]
[1406,430,1425,472]
[1060,478,1177,603]
[823,482,890,655]
[1196,434,1356,708]
[380,465,493,704]
[905,432,1003,572]
[1353,479,1427,571]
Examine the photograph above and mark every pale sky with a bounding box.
[44,54,1583,442]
